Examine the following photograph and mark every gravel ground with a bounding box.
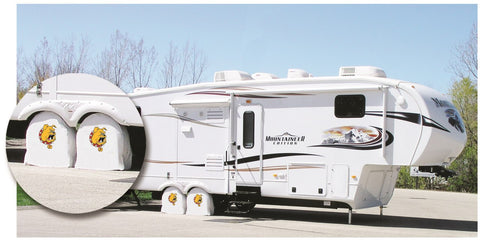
[9,162,139,214]
[16,188,477,237]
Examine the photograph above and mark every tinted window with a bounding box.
[243,111,255,149]
[335,95,365,118]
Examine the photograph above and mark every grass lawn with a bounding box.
[17,184,38,206]
[17,184,153,207]
[119,190,153,202]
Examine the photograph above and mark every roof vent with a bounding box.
[133,87,157,93]
[214,70,253,82]
[251,73,279,80]
[339,66,386,78]
[287,69,312,78]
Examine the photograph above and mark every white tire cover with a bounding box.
[186,187,214,216]
[24,111,76,167]
[161,187,186,214]
[75,113,132,170]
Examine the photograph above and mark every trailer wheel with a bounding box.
[75,113,132,170]
[186,188,214,215]
[24,111,76,167]
[235,202,256,212]
[161,187,186,214]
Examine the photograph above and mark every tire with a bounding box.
[161,187,186,214]
[24,111,76,167]
[186,188,214,215]
[75,113,132,170]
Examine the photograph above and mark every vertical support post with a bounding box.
[229,93,236,157]
[348,208,352,224]
[380,205,383,216]
[228,92,236,194]
[381,86,388,157]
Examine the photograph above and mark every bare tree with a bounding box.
[16,37,54,101]
[178,41,191,86]
[161,42,180,88]
[450,23,477,82]
[54,36,90,75]
[16,47,29,101]
[188,44,207,84]
[96,30,133,89]
[129,39,159,89]
[30,37,53,85]
[160,41,207,88]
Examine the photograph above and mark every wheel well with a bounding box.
[7,111,64,138]
[77,112,96,126]
[151,191,163,200]
[185,184,211,194]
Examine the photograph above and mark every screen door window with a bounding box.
[243,111,255,149]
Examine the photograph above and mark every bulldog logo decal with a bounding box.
[168,193,178,205]
[38,124,56,149]
[194,194,203,207]
[89,127,107,152]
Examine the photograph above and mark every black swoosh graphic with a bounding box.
[183,153,322,167]
[422,116,450,133]
[365,111,450,133]
[365,111,421,124]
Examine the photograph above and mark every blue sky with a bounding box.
[17,4,477,94]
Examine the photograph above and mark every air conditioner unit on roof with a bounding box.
[339,66,387,78]
[287,69,312,78]
[214,70,253,82]
[251,73,279,80]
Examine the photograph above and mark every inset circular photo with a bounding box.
[6,73,145,214]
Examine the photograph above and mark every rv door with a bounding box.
[236,105,264,186]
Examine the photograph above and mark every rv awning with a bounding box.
[225,84,384,95]
[169,97,231,107]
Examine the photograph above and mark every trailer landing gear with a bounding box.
[235,202,256,212]
[348,208,352,225]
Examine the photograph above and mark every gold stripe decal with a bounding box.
[145,160,190,164]
[144,113,225,128]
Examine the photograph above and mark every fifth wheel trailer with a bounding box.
[129,66,466,221]
[8,67,466,222]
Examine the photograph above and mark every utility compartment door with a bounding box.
[288,163,327,196]
[236,105,264,186]
[330,164,349,198]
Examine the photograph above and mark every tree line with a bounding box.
[17,30,207,99]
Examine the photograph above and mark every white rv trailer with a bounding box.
[129,66,466,221]
[8,67,466,222]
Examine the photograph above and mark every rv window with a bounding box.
[243,111,255,149]
[335,95,365,118]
